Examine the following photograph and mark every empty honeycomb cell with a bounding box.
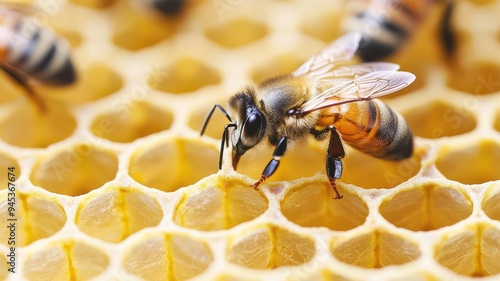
[402,100,476,139]
[90,101,173,143]
[73,64,123,103]
[236,141,324,182]
[189,99,230,139]
[331,229,421,269]
[205,18,268,49]
[341,147,422,188]
[435,140,500,184]
[281,179,368,231]
[481,225,500,275]
[129,137,219,191]
[76,186,163,242]
[112,1,178,51]
[379,182,472,231]
[148,57,221,94]
[31,143,119,196]
[24,239,109,281]
[0,105,76,148]
[52,28,83,48]
[122,232,213,281]
[0,153,18,190]
[447,62,500,95]
[494,108,500,132]
[482,184,500,221]
[173,176,268,230]
[45,64,123,104]
[435,223,500,276]
[300,11,340,43]
[226,224,316,269]
[0,191,66,246]
[251,54,304,84]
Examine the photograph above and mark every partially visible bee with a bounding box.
[200,32,415,199]
[0,7,76,109]
[342,0,433,61]
[144,0,186,16]
[439,1,456,58]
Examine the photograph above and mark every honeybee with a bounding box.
[440,2,456,57]
[0,8,76,109]
[200,32,415,199]
[342,0,433,61]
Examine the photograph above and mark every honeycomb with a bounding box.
[1,0,500,280]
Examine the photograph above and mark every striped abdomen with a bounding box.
[317,99,413,160]
[0,10,76,85]
[342,0,432,61]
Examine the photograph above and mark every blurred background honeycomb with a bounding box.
[0,0,500,280]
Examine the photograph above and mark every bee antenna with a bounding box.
[219,123,237,170]
[200,104,233,136]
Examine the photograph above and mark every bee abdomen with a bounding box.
[343,0,432,61]
[355,12,409,62]
[4,16,76,85]
[334,99,413,160]
[372,100,413,160]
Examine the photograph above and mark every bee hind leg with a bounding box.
[313,126,344,199]
[252,136,288,190]
[0,65,46,112]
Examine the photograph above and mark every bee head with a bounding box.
[228,89,266,169]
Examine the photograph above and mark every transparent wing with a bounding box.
[314,62,401,92]
[299,71,416,114]
[292,31,362,77]
[328,62,400,78]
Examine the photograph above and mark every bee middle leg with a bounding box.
[252,136,288,190]
[312,125,344,199]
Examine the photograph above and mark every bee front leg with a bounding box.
[313,126,344,199]
[252,136,288,190]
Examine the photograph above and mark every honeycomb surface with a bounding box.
[0,0,500,280]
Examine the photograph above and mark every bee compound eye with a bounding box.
[241,112,265,147]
